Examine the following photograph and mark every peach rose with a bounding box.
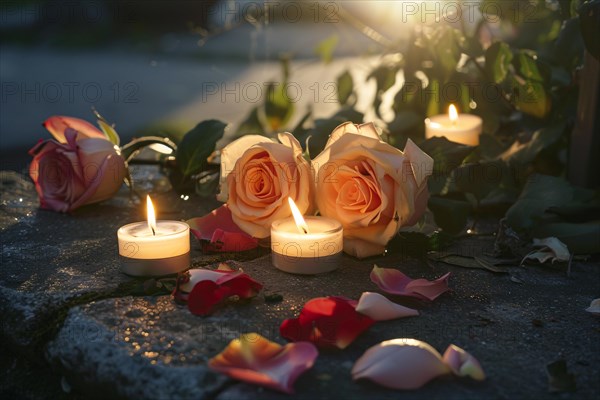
[29,116,127,212]
[218,132,313,238]
[312,122,433,258]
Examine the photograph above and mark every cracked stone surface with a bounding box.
[2,169,600,399]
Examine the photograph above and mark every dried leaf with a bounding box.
[521,237,570,265]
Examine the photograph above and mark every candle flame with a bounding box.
[288,197,309,234]
[449,104,458,126]
[147,195,157,236]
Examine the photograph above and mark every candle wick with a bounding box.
[151,227,156,236]
[302,227,308,234]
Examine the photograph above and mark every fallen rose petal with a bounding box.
[173,267,263,314]
[187,205,258,252]
[209,333,318,394]
[585,298,600,316]
[178,268,235,294]
[442,344,485,381]
[280,296,374,350]
[370,265,450,301]
[352,338,450,390]
[355,292,419,321]
[187,280,230,316]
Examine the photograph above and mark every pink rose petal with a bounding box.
[370,265,450,301]
[442,344,486,381]
[187,205,258,252]
[209,334,318,394]
[355,292,419,321]
[352,338,450,390]
[43,115,106,143]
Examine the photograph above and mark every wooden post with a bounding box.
[568,50,600,188]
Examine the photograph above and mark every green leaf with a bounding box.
[510,51,551,118]
[263,82,294,132]
[532,221,600,254]
[428,26,463,79]
[295,108,363,156]
[499,122,566,166]
[485,41,513,84]
[452,160,510,200]
[336,70,354,105]
[428,196,471,234]
[97,119,120,146]
[505,174,576,231]
[386,231,453,257]
[235,106,265,138]
[419,137,475,176]
[387,110,423,148]
[314,35,338,64]
[120,136,178,162]
[176,120,226,177]
[425,79,441,116]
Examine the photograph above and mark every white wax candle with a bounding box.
[425,105,482,146]
[117,221,190,259]
[271,216,343,275]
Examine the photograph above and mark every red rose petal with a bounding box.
[187,280,230,316]
[370,265,450,301]
[178,268,264,316]
[188,205,258,252]
[280,296,374,350]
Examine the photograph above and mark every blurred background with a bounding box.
[1,0,416,169]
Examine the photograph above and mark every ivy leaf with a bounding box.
[314,34,338,64]
[485,41,513,84]
[337,70,354,105]
[176,120,226,177]
[428,196,471,235]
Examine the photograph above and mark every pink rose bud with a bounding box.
[29,118,126,212]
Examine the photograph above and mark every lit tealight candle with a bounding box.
[425,104,482,146]
[271,198,343,275]
[117,196,190,276]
